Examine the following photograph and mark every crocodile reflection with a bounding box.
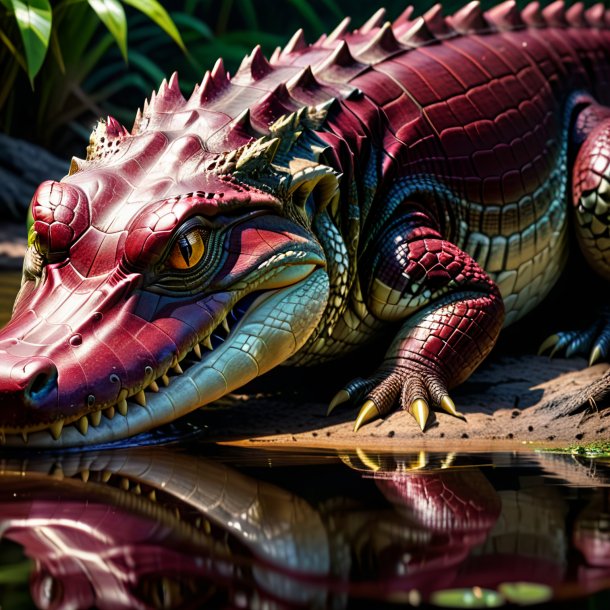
[2,449,610,609]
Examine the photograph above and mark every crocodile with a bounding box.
[1,0,610,447]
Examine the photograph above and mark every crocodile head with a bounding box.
[0,88,337,447]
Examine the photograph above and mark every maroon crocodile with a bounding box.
[0,0,609,447]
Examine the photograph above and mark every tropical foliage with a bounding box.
[0,0,464,151]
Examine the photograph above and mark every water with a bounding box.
[0,440,609,609]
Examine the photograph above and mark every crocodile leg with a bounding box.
[337,205,504,431]
[540,102,610,364]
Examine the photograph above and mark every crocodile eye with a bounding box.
[167,229,206,270]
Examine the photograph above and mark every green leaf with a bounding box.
[9,0,52,83]
[121,0,185,52]
[87,0,127,60]
[171,12,212,41]
[128,49,165,84]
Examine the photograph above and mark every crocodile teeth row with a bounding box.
[15,311,238,444]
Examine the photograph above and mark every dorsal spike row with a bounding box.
[485,0,523,29]
[359,8,387,33]
[448,1,489,34]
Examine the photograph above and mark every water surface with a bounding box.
[0,440,610,609]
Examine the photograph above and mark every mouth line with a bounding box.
[0,290,264,446]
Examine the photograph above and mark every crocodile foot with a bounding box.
[327,363,466,432]
[538,307,610,366]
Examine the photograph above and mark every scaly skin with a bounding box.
[2,0,610,446]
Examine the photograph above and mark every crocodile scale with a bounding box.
[0,0,610,446]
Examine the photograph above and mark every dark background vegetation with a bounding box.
[0,0,482,157]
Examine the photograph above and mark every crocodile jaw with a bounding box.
[3,269,329,448]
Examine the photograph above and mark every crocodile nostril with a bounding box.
[25,365,58,405]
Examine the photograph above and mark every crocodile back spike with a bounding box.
[565,2,587,27]
[234,45,272,84]
[448,1,489,33]
[282,29,307,56]
[325,17,351,45]
[394,5,415,28]
[423,4,453,36]
[522,1,545,26]
[485,0,524,30]
[314,40,365,83]
[585,3,605,27]
[399,17,436,46]
[541,0,567,27]
[357,22,402,62]
[359,8,387,33]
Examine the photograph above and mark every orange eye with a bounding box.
[167,229,206,269]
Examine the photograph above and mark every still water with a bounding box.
[0,439,610,609]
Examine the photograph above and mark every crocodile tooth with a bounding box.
[161,374,170,387]
[102,470,112,483]
[221,318,230,333]
[51,464,63,479]
[49,419,64,440]
[148,490,157,502]
[203,336,213,350]
[193,344,202,359]
[173,363,184,375]
[80,469,90,482]
[133,484,142,495]
[105,406,115,420]
[117,399,128,416]
[148,380,159,393]
[21,432,28,444]
[77,416,89,436]
[120,477,130,490]
[134,390,147,407]
[90,410,102,427]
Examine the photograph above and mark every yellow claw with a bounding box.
[538,334,559,356]
[353,400,380,432]
[327,389,350,416]
[589,345,603,367]
[440,395,467,421]
[410,398,430,432]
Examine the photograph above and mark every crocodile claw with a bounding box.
[538,334,559,356]
[353,400,380,432]
[440,395,467,421]
[410,398,430,431]
[327,389,350,416]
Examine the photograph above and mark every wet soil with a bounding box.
[203,355,610,452]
